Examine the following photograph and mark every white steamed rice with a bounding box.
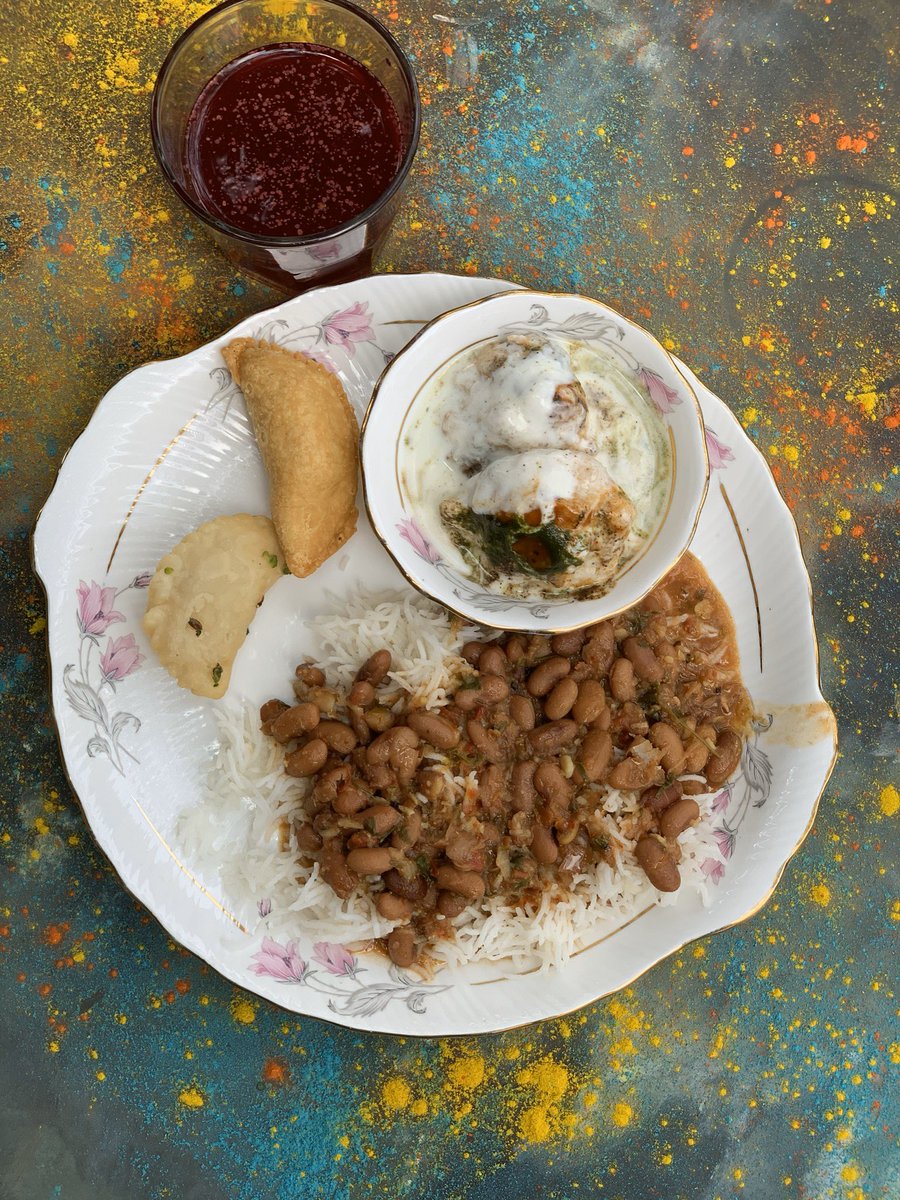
[177,591,726,973]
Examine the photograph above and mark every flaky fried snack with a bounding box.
[221,339,359,577]
[143,514,284,699]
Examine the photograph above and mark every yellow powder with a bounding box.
[517,1057,569,1102]
[879,784,899,816]
[178,1086,204,1109]
[410,1098,428,1117]
[841,1165,860,1183]
[519,1106,551,1143]
[381,1078,410,1110]
[448,1055,485,1091]
[611,1101,634,1128]
[230,997,256,1025]
[810,883,831,907]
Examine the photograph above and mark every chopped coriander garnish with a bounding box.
[263,551,278,569]
[163,566,173,575]
[211,663,223,688]
[282,564,290,575]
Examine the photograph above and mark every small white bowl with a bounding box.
[361,289,708,631]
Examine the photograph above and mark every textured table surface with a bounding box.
[1,2,897,1198]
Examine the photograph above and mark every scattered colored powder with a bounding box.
[447,1054,485,1092]
[519,1106,552,1143]
[611,1101,634,1127]
[879,784,899,816]
[516,1056,569,1102]
[261,1058,291,1087]
[178,1086,205,1109]
[230,996,256,1025]
[381,1078,411,1110]
[810,883,831,907]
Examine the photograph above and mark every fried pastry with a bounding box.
[221,338,359,577]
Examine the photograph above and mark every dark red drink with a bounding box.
[183,42,404,239]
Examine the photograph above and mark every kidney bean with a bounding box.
[527,655,571,697]
[445,827,485,872]
[649,721,685,774]
[386,926,417,967]
[622,636,664,683]
[435,865,486,899]
[285,738,328,777]
[357,804,401,838]
[260,698,288,732]
[608,657,636,702]
[530,822,559,865]
[295,663,326,687]
[551,628,585,656]
[579,729,612,781]
[659,797,701,840]
[571,679,606,725]
[347,830,378,850]
[544,677,579,720]
[592,706,612,731]
[527,719,579,755]
[534,761,573,809]
[511,761,538,812]
[460,640,484,666]
[415,768,445,801]
[391,809,422,850]
[607,756,663,791]
[436,890,469,918]
[367,725,418,764]
[705,729,743,786]
[332,784,369,816]
[635,835,681,891]
[680,779,707,795]
[455,674,509,710]
[375,892,412,921]
[347,706,371,746]
[405,710,460,749]
[356,649,392,686]
[509,694,536,731]
[316,719,358,754]
[348,680,375,707]
[612,700,649,738]
[682,722,715,774]
[364,705,395,732]
[346,846,393,875]
[294,822,322,853]
[478,644,507,676]
[269,702,321,743]
[477,764,505,813]
[320,843,358,898]
[384,868,427,901]
[504,635,527,664]
[582,622,615,674]
[467,719,506,764]
[640,780,683,813]
[363,761,396,791]
[390,741,422,786]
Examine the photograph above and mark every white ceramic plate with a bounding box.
[361,288,708,631]
[34,273,836,1036]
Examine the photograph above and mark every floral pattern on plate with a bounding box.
[64,575,149,775]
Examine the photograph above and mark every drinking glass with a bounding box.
[151,0,421,292]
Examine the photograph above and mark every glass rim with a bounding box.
[150,0,422,248]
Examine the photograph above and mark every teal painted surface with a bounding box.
[1,1,896,1196]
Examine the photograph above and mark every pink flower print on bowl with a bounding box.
[251,936,310,983]
[313,941,359,978]
[705,426,735,470]
[637,366,681,415]
[77,580,125,637]
[321,302,374,357]
[396,517,441,565]
[99,633,145,683]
